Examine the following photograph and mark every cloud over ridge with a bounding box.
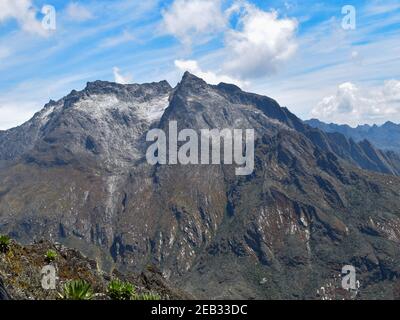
[312,80,400,126]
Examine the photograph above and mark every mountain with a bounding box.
[1,72,400,299]
[305,119,400,153]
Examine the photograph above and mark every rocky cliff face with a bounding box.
[1,73,400,299]
[0,277,10,300]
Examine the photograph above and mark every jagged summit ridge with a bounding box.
[0,78,174,165]
[1,72,400,176]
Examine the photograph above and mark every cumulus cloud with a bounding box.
[165,0,298,80]
[65,2,94,22]
[311,80,400,125]
[223,4,298,78]
[113,67,133,84]
[175,59,247,87]
[0,0,47,36]
[162,0,227,47]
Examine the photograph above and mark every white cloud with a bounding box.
[99,30,135,48]
[66,2,94,22]
[174,59,247,87]
[163,0,298,79]
[0,103,37,130]
[363,1,400,17]
[0,0,47,36]
[0,47,11,61]
[162,0,227,47]
[113,67,133,84]
[311,80,400,126]
[223,4,298,78]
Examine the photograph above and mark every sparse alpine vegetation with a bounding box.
[45,249,57,263]
[107,279,135,300]
[60,280,94,300]
[107,279,161,300]
[135,292,161,300]
[0,235,10,253]
[0,238,191,300]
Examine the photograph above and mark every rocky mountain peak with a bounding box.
[181,70,204,82]
[215,82,242,94]
[82,79,172,103]
[175,71,209,93]
[382,121,398,129]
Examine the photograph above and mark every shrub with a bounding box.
[60,280,94,300]
[0,235,10,253]
[45,249,57,263]
[107,279,135,300]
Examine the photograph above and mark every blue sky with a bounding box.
[0,0,399,129]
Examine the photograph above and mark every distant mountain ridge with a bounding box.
[305,119,400,153]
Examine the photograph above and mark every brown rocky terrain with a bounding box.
[0,238,191,300]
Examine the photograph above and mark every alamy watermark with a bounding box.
[146,121,255,176]
[317,265,361,299]
[342,5,356,30]
[341,265,360,291]
[41,265,58,290]
[41,5,57,31]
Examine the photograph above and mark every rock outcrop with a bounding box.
[0,239,191,300]
[0,277,10,300]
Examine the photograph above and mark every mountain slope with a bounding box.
[1,72,400,299]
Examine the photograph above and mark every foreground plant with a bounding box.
[107,279,135,300]
[45,249,57,263]
[0,235,11,253]
[134,292,161,300]
[59,279,93,300]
